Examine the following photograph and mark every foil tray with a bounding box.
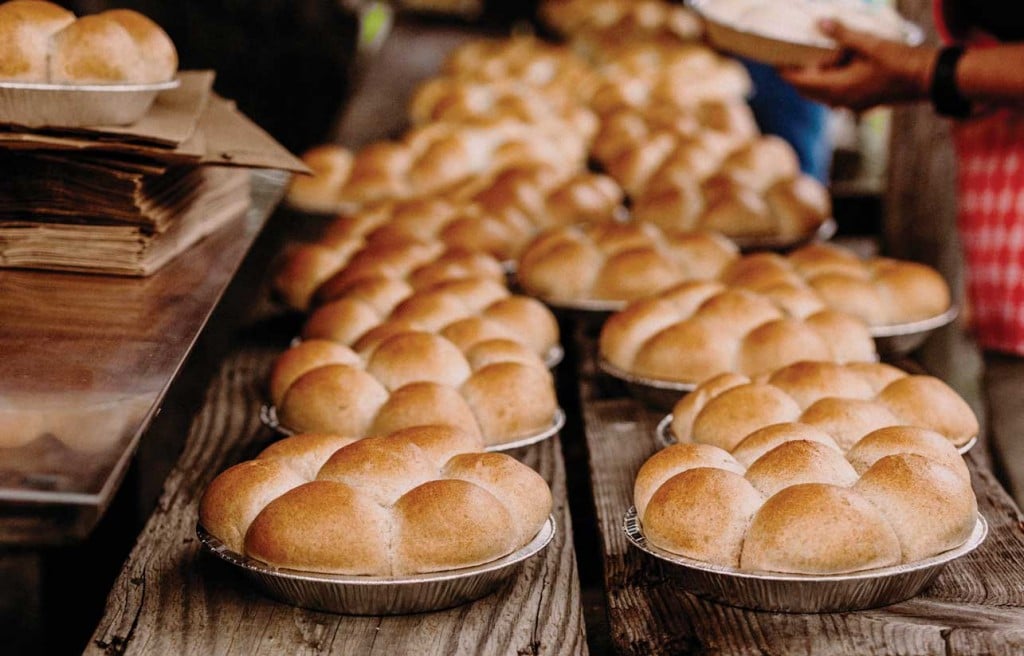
[690,1,923,67]
[288,337,564,370]
[870,306,958,358]
[260,404,566,453]
[654,413,979,455]
[597,358,695,410]
[732,217,838,253]
[623,506,987,613]
[0,78,181,128]
[198,515,555,615]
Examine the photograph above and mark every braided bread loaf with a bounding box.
[721,243,952,326]
[270,330,559,447]
[600,280,877,384]
[517,222,738,303]
[634,435,976,573]
[302,276,560,359]
[199,425,552,575]
[669,360,978,452]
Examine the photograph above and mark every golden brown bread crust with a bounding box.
[267,340,361,409]
[854,454,977,562]
[370,381,482,438]
[744,440,858,498]
[366,331,472,391]
[730,422,841,468]
[633,443,745,517]
[643,467,763,567]
[279,364,389,437]
[48,12,170,84]
[198,459,305,554]
[100,9,176,82]
[201,426,553,575]
[740,484,902,574]
[846,426,969,480]
[460,362,558,444]
[245,481,392,575]
[0,1,75,81]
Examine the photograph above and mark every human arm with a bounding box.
[780,19,1024,112]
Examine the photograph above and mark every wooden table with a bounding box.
[86,321,586,655]
[0,169,288,546]
[85,15,1024,656]
[575,325,1024,656]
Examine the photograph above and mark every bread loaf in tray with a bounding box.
[294,274,559,361]
[670,360,979,451]
[721,242,952,326]
[200,425,552,575]
[517,222,738,303]
[269,330,559,448]
[599,280,877,384]
[635,423,977,574]
[0,2,177,84]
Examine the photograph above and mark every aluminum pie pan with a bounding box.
[260,404,566,453]
[0,78,181,128]
[654,413,979,455]
[623,506,987,613]
[869,306,958,357]
[197,515,555,615]
[731,218,838,253]
[597,358,695,410]
[690,1,924,68]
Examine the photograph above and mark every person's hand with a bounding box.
[780,19,938,111]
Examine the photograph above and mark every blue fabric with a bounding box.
[741,58,833,183]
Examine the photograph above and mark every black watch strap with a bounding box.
[930,45,972,118]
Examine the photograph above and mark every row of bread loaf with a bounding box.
[200,424,553,575]
[276,168,624,310]
[519,229,951,327]
[271,329,558,447]
[287,119,591,213]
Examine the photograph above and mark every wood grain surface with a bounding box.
[86,339,586,656]
[576,325,1024,656]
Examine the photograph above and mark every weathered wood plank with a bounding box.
[86,340,586,656]
[577,326,1024,656]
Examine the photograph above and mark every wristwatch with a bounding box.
[930,45,972,118]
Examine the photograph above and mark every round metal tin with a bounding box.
[623,507,987,613]
[0,78,181,128]
[732,218,838,253]
[597,358,695,410]
[870,306,959,357]
[198,515,556,615]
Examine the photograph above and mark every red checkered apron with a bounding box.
[936,1,1024,354]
